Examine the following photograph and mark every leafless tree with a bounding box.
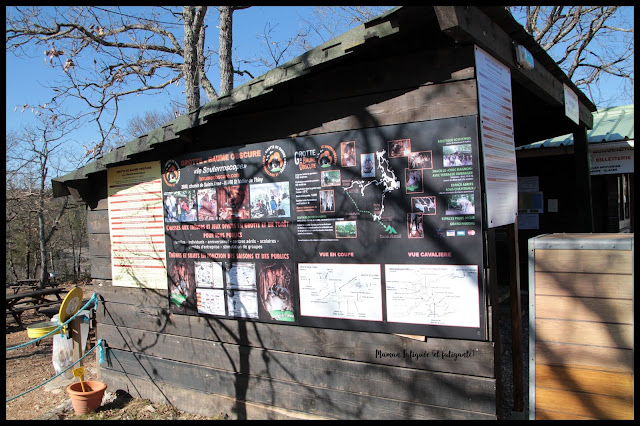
[5,113,81,287]
[120,108,178,142]
[297,6,392,50]
[510,6,634,106]
[242,6,392,80]
[6,6,251,158]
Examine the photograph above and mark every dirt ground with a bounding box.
[5,282,223,420]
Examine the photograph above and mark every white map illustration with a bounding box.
[227,290,259,319]
[343,150,401,233]
[225,262,256,290]
[298,263,382,321]
[385,264,480,327]
[195,261,224,288]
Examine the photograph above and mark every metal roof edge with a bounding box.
[516,104,634,150]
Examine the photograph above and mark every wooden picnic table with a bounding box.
[7,279,60,294]
[6,287,66,327]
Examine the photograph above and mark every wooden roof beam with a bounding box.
[434,6,594,129]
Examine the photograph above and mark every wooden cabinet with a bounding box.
[528,233,634,420]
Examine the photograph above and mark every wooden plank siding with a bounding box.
[94,288,497,419]
[530,235,634,420]
[533,248,633,275]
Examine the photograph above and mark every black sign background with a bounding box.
[161,116,487,340]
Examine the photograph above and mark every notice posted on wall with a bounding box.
[475,45,518,228]
[151,117,487,340]
[107,161,168,289]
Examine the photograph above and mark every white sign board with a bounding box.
[107,161,168,288]
[475,46,518,228]
[563,84,579,125]
[590,149,634,175]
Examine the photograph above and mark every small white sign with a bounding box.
[563,84,579,125]
[590,149,634,175]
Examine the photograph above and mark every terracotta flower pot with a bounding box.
[66,380,107,415]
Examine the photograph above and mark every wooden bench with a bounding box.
[6,287,65,327]
[8,301,61,316]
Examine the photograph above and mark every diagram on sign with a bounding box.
[385,264,480,327]
[343,150,401,234]
[298,263,382,321]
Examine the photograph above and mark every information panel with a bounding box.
[107,161,168,289]
[160,117,486,339]
[475,45,518,228]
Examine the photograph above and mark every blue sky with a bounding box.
[6,6,633,176]
[6,6,320,172]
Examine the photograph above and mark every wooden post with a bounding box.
[573,125,594,231]
[71,317,84,367]
[486,228,503,419]
[507,221,523,412]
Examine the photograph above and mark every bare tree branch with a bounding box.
[510,5,634,106]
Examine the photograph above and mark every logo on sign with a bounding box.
[263,145,287,177]
[317,145,337,168]
[162,159,180,187]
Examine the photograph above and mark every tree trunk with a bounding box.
[77,244,83,280]
[7,237,20,282]
[25,215,33,279]
[219,6,234,97]
[183,6,207,112]
[38,209,49,288]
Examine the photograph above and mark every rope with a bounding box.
[6,292,107,403]
[7,292,99,351]
[6,338,105,403]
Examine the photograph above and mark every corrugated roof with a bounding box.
[516,104,634,150]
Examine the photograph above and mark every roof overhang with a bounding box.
[434,6,595,131]
[52,6,598,199]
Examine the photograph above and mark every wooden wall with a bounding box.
[82,44,502,420]
[90,197,497,419]
[529,234,634,420]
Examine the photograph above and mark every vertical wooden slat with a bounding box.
[507,222,523,412]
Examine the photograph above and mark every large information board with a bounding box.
[160,117,486,340]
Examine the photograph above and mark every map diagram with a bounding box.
[385,264,480,327]
[343,150,400,234]
[298,263,382,321]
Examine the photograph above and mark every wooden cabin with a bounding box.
[52,6,596,420]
